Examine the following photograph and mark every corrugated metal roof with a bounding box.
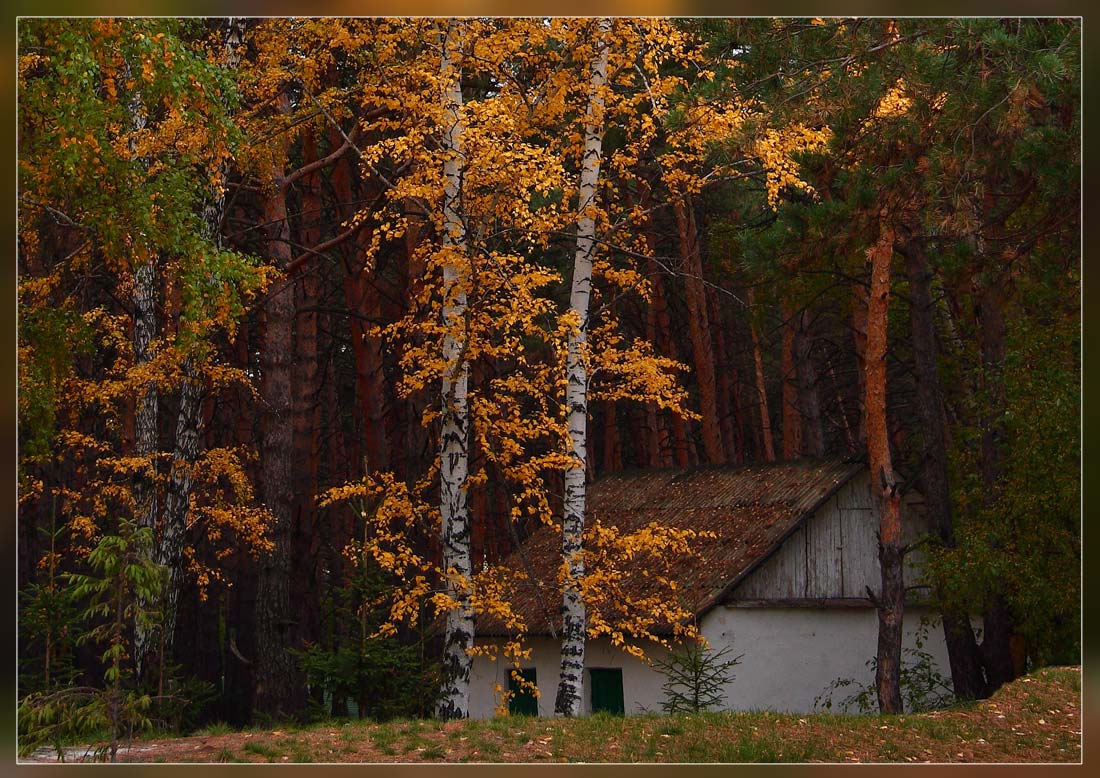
[478,456,866,637]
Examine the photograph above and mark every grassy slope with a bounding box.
[29,666,1081,764]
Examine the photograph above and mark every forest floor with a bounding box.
[24,666,1081,764]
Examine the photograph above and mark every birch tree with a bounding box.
[555,17,611,718]
[436,18,475,719]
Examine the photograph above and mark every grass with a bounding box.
[61,666,1078,764]
[241,740,284,761]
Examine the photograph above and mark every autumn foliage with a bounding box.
[18,17,1078,737]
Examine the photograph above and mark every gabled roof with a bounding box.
[478,456,866,637]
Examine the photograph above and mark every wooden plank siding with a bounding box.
[728,472,934,603]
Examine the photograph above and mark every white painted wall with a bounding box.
[469,606,953,718]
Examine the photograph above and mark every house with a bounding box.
[469,456,955,717]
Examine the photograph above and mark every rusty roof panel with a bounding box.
[477,457,865,637]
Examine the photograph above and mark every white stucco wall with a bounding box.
[469,607,953,718]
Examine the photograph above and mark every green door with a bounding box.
[589,668,624,715]
[508,668,539,716]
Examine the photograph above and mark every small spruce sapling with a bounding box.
[651,638,742,714]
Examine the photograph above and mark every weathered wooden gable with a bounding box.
[729,471,930,603]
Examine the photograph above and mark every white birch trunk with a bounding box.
[436,19,474,720]
[555,18,611,718]
[152,18,246,688]
[127,75,160,683]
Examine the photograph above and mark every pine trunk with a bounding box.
[780,302,803,459]
[794,310,825,457]
[674,197,725,464]
[436,19,474,720]
[711,289,739,463]
[556,19,610,718]
[746,288,776,462]
[975,271,1018,690]
[903,236,988,700]
[254,91,306,720]
[866,222,904,714]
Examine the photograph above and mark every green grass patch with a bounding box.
[242,740,283,761]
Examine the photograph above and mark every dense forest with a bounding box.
[17,16,1079,748]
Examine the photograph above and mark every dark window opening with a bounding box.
[589,667,624,715]
[508,667,538,716]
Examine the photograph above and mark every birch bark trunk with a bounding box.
[435,19,474,720]
[555,18,610,718]
[127,68,161,682]
[156,17,245,685]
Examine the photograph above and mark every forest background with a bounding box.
[5,1,1093,763]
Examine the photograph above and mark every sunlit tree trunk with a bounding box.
[556,17,610,718]
[436,18,474,720]
[866,221,904,714]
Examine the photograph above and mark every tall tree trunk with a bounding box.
[331,148,390,476]
[794,310,825,457]
[436,19,474,720]
[826,356,858,454]
[673,196,725,464]
[151,16,246,684]
[292,125,324,693]
[866,222,904,714]
[602,401,621,474]
[711,289,740,463]
[974,269,1017,690]
[851,284,869,448]
[556,18,610,718]
[746,288,776,462]
[902,235,988,701]
[131,256,159,681]
[254,90,306,720]
[780,301,803,459]
[128,72,160,682]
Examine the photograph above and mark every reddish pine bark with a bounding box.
[602,401,622,474]
[865,222,904,715]
[641,207,688,467]
[330,150,390,477]
[711,288,740,464]
[673,196,725,464]
[254,91,307,720]
[746,288,776,462]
